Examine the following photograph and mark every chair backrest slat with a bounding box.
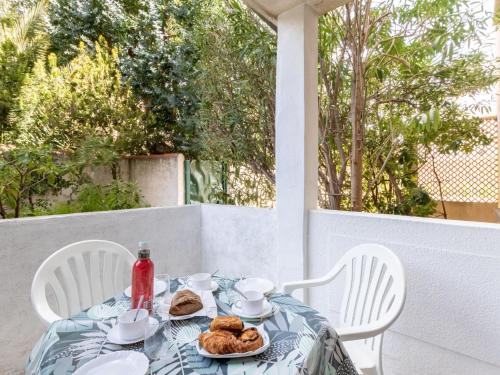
[58,262,80,316]
[31,240,136,326]
[113,256,125,293]
[102,251,114,298]
[73,253,92,309]
[48,274,68,318]
[341,258,354,324]
[89,250,103,303]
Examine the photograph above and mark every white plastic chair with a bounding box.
[282,244,406,375]
[31,240,136,326]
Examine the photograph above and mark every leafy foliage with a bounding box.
[50,180,147,214]
[192,0,276,204]
[191,0,496,214]
[47,0,202,155]
[0,0,48,142]
[13,38,150,160]
[0,145,67,218]
[317,0,496,214]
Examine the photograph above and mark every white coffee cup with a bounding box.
[187,273,212,290]
[235,290,265,316]
[118,309,149,341]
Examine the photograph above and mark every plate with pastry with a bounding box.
[166,289,217,320]
[196,316,270,358]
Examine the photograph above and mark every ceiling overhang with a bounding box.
[243,0,350,25]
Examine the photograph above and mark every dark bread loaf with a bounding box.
[169,290,203,316]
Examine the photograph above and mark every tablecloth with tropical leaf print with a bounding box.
[26,277,358,375]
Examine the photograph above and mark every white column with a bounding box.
[275,5,319,285]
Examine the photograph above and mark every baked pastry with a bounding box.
[199,330,241,354]
[199,316,264,355]
[169,290,203,316]
[209,316,244,332]
[237,328,264,352]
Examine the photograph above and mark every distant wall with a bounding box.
[200,204,277,283]
[434,200,498,223]
[0,205,200,374]
[90,153,185,207]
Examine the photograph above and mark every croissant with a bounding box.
[209,316,244,332]
[169,290,203,316]
[199,330,241,354]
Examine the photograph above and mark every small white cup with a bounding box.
[235,290,265,316]
[118,309,149,341]
[187,273,212,290]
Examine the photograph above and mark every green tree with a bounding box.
[318,0,496,213]
[193,0,496,215]
[47,0,202,155]
[0,145,66,218]
[0,0,48,142]
[13,38,150,178]
[192,0,276,205]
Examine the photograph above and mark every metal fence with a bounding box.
[418,116,498,203]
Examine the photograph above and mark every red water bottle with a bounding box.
[131,241,154,312]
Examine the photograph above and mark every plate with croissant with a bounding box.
[196,316,270,358]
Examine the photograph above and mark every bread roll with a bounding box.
[169,290,203,316]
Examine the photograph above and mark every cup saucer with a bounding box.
[188,280,218,293]
[231,300,275,320]
[107,317,159,345]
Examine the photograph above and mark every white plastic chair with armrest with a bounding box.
[31,240,136,326]
[282,243,406,375]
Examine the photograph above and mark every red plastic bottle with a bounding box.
[131,241,154,312]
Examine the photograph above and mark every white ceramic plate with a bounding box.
[73,351,149,375]
[235,278,274,295]
[107,317,159,345]
[231,300,275,320]
[124,279,167,297]
[196,323,270,359]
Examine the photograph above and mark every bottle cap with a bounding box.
[138,240,149,249]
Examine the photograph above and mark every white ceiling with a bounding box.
[243,0,350,22]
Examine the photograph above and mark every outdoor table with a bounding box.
[26,277,358,375]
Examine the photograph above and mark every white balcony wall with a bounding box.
[0,205,201,373]
[201,204,277,283]
[1,204,500,374]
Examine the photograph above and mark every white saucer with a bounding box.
[188,280,218,292]
[107,317,159,345]
[74,351,149,375]
[124,279,167,297]
[235,278,274,295]
[231,300,275,319]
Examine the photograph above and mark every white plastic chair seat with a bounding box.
[31,240,136,326]
[343,341,377,375]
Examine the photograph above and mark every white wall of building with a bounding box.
[0,205,200,373]
[89,153,185,207]
[201,204,277,283]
